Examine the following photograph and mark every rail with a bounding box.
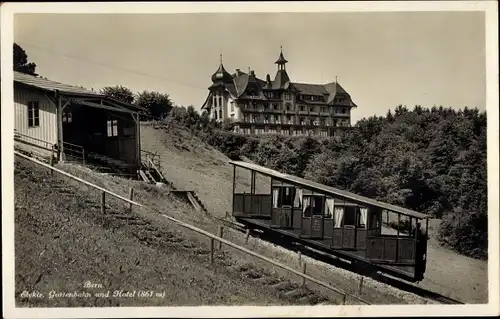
[14,151,370,305]
[14,130,54,151]
[62,141,85,163]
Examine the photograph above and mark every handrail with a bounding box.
[63,141,84,150]
[14,151,370,305]
[14,130,54,149]
[147,156,165,181]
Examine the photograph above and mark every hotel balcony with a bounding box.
[298,110,309,115]
[333,112,351,117]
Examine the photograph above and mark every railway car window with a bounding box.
[310,196,323,216]
[279,187,294,207]
[358,207,368,228]
[272,188,279,208]
[324,198,334,219]
[343,206,356,227]
[334,206,344,227]
[302,196,312,217]
[272,186,295,208]
[293,188,302,208]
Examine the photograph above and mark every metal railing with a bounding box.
[14,130,55,151]
[14,151,371,306]
[62,141,85,164]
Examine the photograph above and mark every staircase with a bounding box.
[187,191,208,213]
[139,150,167,184]
[86,152,137,170]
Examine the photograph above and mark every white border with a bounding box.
[2,2,499,318]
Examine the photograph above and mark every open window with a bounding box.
[343,205,356,228]
[302,195,324,218]
[272,186,295,208]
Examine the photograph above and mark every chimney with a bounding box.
[235,68,241,75]
[266,74,271,83]
[250,70,255,77]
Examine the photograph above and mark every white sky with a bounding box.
[13,11,486,123]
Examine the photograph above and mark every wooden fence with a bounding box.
[14,151,371,305]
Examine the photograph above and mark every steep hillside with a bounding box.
[139,122,488,304]
[14,157,339,307]
[140,122,247,217]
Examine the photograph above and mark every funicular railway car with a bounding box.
[230,161,429,283]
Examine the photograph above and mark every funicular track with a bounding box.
[214,215,465,305]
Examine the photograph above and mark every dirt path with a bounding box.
[139,123,488,304]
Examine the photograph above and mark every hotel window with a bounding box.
[219,110,222,119]
[107,119,118,137]
[230,101,234,112]
[320,107,325,113]
[27,101,40,127]
[300,105,305,111]
[310,107,315,112]
[214,111,218,119]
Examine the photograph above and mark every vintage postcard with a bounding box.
[1,1,499,318]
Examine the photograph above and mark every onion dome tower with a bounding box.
[211,54,233,84]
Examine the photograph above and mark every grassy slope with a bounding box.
[139,122,488,304]
[14,158,339,307]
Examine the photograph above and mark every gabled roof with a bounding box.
[14,71,145,112]
[272,70,291,90]
[14,71,103,97]
[231,71,266,97]
[292,82,329,96]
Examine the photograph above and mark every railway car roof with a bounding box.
[230,160,428,220]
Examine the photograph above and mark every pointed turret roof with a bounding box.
[275,46,288,65]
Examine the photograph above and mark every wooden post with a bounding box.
[49,147,54,176]
[298,251,302,266]
[210,238,214,263]
[301,262,306,287]
[101,191,106,214]
[218,226,224,250]
[342,294,347,305]
[358,276,364,295]
[128,187,134,212]
[82,148,86,165]
[245,229,250,244]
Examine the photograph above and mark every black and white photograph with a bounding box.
[1,1,498,318]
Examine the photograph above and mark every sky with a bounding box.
[13,11,486,123]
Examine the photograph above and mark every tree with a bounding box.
[136,90,173,119]
[100,85,135,104]
[14,43,37,75]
